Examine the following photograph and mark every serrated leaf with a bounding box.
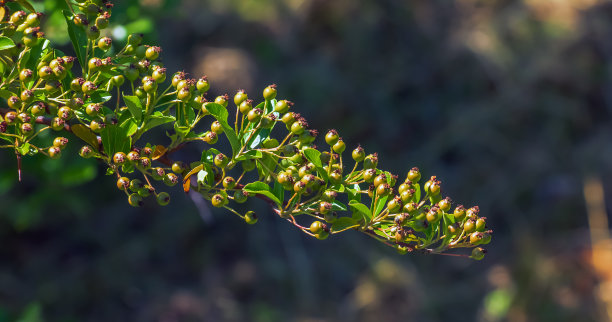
[349,200,372,220]
[122,95,143,122]
[243,181,281,206]
[142,113,174,133]
[120,117,138,136]
[71,124,99,150]
[303,148,322,168]
[347,184,361,203]
[331,217,359,233]
[101,124,131,156]
[0,36,15,51]
[204,102,240,156]
[64,10,87,72]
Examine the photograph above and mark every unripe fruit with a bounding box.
[466,206,480,219]
[19,69,33,82]
[244,211,258,224]
[463,219,476,233]
[376,183,391,197]
[214,95,228,107]
[157,192,171,206]
[89,119,105,133]
[453,205,466,221]
[400,189,414,204]
[325,130,339,146]
[211,121,223,134]
[438,197,451,212]
[247,108,263,124]
[222,176,236,189]
[363,153,378,169]
[274,100,291,114]
[310,221,324,234]
[293,181,306,193]
[319,201,332,215]
[475,217,486,232]
[470,232,484,245]
[471,247,486,260]
[164,173,179,187]
[263,84,277,100]
[86,26,100,40]
[374,174,387,188]
[81,81,97,94]
[53,137,69,149]
[242,159,256,172]
[128,33,143,46]
[145,46,161,61]
[234,90,248,106]
[239,99,253,114]
[323,190,337,202]
[214,153,229,168]
[20,123,33,135]
[196,77,210,92]
[363,168,377,183]
[78,145,93,158]
[387,197,402,214]
[51,117,65,131]
[281,112,296,125]
[407,167,421,182]
[48,146,61,159]
[128,193,143,207]
[426,207,441,223]
[204,131,218,144]
[352,146,365,162]
[86,103,102,116]
[113,152,127,165]
[290,119,306,135]
[211,194,226,207]
[329,170,343,184]
[95,15,109,30]
[129,179,144,192]
[234,190,248,203]
[8,96,21,109]
[262,138,279,148]
[171,162,185,174]
[117,177,130,190]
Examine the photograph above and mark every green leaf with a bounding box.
[331,217,359,233]
[0,36,15,50]
[196,165,214,187]
[349,200,372,221]
[243,181,281,206]
[273,180,284,205]
[200,148,220,163]
[16,0,36,13]
[235,149,262,161]
[374,195,389,216]
[87,90,112,103]
[204,103,240,156]
[142,112,174,133]
[120,117,138,136]
[256,153,277,180]
[63,10,87,71]
[347,184,361,203]
[303,148,322,168]
[71,124,99,150]
[0,89,13,99]
[101,124,131,156]
[123,95,143,122]
[17,143,30,156]
[413,182,421,203]
[331,200,347,211]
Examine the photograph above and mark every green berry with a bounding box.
[234,190,248,203]
[274,100,291,114]
[247,108,263,123]
[214,153,229,168]
[352,146,365,162]
[234,90,248,106]
[163,173,179,186]
[310,220,324,234]
[210,121,223,134]
[196,77,210,92]
[263,84,277,100]
[470,247,486,260]
[145,46,161,60]
[325,130,339,146]
[211,194,226,207]
[113,152,127,165]
[407,167,421,182]
[244,211,258,224]
[117,177,130,190]
[239,99,253,114]
[363,154,378,169]
[79,146,94,158]
[453,205,466,221]
[53,137,69,149]
[128,193,143,207]
[48,146,61,159]
[157,192,171,206]
[222,176,236,189]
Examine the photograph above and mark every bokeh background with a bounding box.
[1,0,612,321]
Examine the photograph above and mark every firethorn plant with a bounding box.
[0,0,491,260]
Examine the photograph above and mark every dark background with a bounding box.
[1,0,611,321]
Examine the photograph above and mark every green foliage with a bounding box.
[0,0,491,258]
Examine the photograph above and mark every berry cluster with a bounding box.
[0,0,490,259]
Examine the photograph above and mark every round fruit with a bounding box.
[128,193,143,207]
[244,211,258,224]
[157,192,171,206]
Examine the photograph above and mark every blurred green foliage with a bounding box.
[1,0,610,321]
